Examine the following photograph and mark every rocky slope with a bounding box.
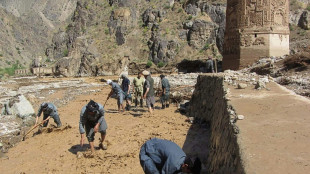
[0,0,77,68]
[0,0,309,77]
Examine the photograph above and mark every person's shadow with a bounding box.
[68,144,90,154]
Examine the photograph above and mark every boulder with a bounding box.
[237,83,247,89]
[7,95,35,119]
[255,81,266,90]
[298,11,310,30]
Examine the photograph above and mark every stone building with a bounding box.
[223,0,290,70]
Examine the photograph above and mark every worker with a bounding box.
[142,70,155,114]
[36,102,62,128]
[121,74,132,111]
[79,100,107,153]
[107,79,126,113]
[139,138,201,174]
[133,71,144,108]
[206,56,215,73]
[160,74,170,109]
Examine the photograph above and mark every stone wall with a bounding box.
[189,75,244,174]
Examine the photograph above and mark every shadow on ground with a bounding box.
[182,123,210,173]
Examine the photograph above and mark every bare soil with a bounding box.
[228,82,310,174]
[0,81,209,174]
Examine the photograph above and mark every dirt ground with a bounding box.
[0,80,209,174]
[228,82,310,174]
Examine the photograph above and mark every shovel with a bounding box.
[103,98,109,107]
[22,116,51,141]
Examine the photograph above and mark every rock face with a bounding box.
[223,0,290,70]
[187,19,216,49]
[298,11,310,30]
[0,0,77,68]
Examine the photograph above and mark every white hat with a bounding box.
[107,79,112,85]
[142,70,150,76]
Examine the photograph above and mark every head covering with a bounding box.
[107,79,112,85]
[86,100,99,112]
[160,74,165,79]
[142,70,150,76]
[121,74,127,79]
[41,102,48,108]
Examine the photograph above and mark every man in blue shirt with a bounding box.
[139,138,201,174]
[160,74,170,109]
[79,100,107,153]
[121,74,132,111]
[36,102,62,128]
[107,79,126,113]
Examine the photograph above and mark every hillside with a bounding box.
[0,0,309,77]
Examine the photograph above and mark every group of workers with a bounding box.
[34,71,201,174]
[107,70,170,114]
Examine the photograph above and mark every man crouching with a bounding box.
[79,100,108,153]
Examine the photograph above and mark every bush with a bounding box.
[178,8,183,13]
[0,61,24,76]
[307,4,310,11]
[146,60,153,67]
[157,61,165,68]
[0,53,3,57]
[187,15,192,20]
[63,49,69,57]
[104,28,110,35]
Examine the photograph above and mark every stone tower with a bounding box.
[223,0,290,70]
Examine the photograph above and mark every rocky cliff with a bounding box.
[0,0,309,77]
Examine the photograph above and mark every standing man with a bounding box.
[139,138,201,174]
[160,74,170,109]
[36,102,62,128]
[79,100,107,153]
[133,71,144,108]
[142,70,155,114]
[121,74,132,111]
[107,79,126,113]
[206,56,215,73]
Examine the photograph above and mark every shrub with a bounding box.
[0,53,3,57]
[178,8,183,13]
[146,60,153,67]
[104,28,110,35]
[307,4,310,11]
[164,5,170,9]
[157,61,165,68]
[187,15,192,20]
[63,49,69,57]
[18,50,21,54]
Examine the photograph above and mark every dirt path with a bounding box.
[0,86,195,174]
[228,82,310,174]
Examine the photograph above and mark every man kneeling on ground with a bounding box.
[79,100,108,153]
[139,138,201,174]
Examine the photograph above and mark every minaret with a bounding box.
[223,0,290,70]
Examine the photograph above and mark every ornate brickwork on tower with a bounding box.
[223,0,290,70]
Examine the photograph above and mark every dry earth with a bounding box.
[227,82,310,174]
[0,77,209,174]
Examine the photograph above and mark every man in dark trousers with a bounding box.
[206,56,215,73]
[79,100,108,153]
[160,74,170,109]
[139,138,201,174]
[121,74,132,111]
[107,79,126,113]
[36,102,62,128]
[142,70,155,114]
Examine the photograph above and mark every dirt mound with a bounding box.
[283,52,310,71]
